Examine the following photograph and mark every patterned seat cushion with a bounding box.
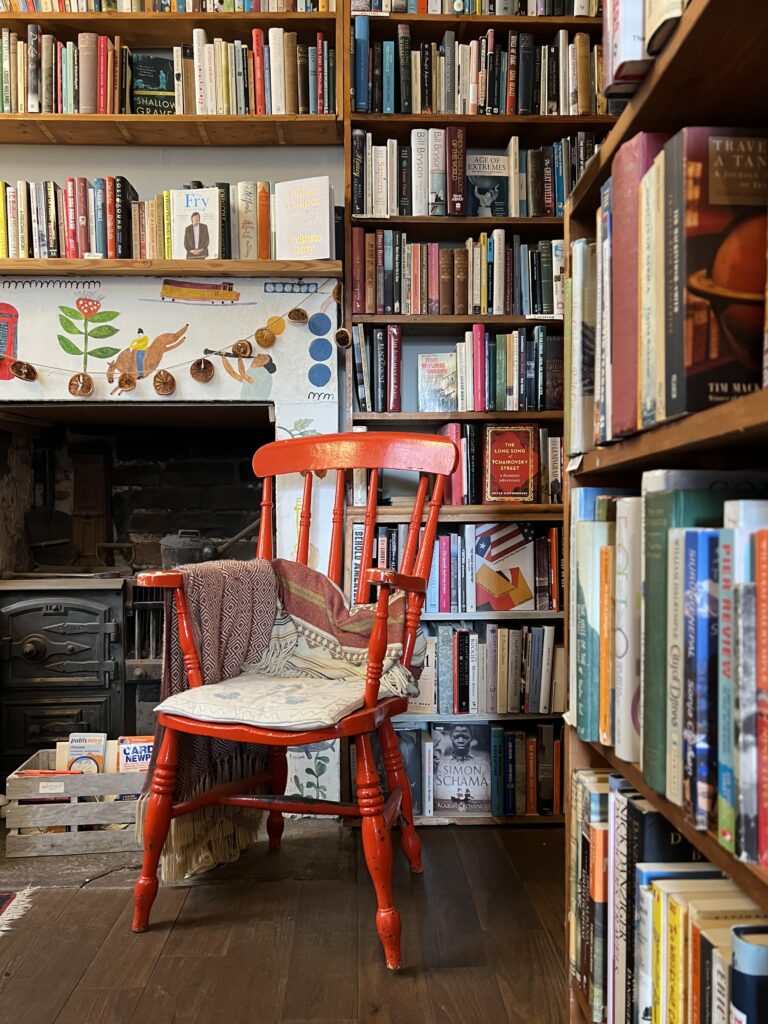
[156,673,367,731]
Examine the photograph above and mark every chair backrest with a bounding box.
[252,432,458,669]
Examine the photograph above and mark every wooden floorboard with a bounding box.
[0,824,565,1023]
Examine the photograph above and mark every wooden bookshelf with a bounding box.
[0,113,342,147]
[352,409,564,423]
[562,1,768,1018]
[347,503,563,522]
[0,258,343,278]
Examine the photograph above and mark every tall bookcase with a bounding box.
[342,7,612,827]
[562,1,768,1020]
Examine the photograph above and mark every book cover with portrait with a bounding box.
[432,723,491,815]
[170,187,221,260]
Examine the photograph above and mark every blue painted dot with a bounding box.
[309,337,333,361]
[308,364,332,387]
[308,312,332,336]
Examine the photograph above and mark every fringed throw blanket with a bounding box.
[139,557,423,883]
[138,559,278,883]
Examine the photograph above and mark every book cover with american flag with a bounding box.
[475,522,536,612]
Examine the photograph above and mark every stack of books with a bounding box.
[352,19,607,117]
[0,0,336,9]
[570,766,768,1024]
[352,127,597,219]
[0,175,335,260]
[351,228,565,316]
[571,473,768,867]
[568,125,768,455]
[352,0,599,14]
[352,719,564,820]
[0,26,336,115]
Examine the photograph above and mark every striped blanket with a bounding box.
[140,558,418,881]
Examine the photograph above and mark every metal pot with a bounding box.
[160,530,216,569]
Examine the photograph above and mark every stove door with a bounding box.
[0,597,119,691]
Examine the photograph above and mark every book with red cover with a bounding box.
[438,534,451,613]
[664,127,768,419]
[446,126,466,215]
[74,177,89,257]
[610,132,669,437]
[438,423,462,505]
[316,32,324,114]
[252,30,266,115]
[386,324,401,412]
[64,178,77,258]
[105,176,116,259]
[351,227,365,314]
[755,529,768,867]
[482,423,540,503]
[374,230,384,315]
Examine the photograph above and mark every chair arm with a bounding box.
[136,570,184,588]
[362,569,426,594]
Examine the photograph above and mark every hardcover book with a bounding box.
[274,175,333,260]
[432,723,491,815]
[474,521,535,613]
[664,128,768,419]
[169,187,220,260]
[417,352,458,412]
[130,49,175,115]
[466,153,509,216]
[481,424,539,503]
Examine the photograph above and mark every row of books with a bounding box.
[351,323,563,415]
[352,20,606,117]
[0,1,336,9]
[350,1,599,14]
[568,126,767,456]
[352,128,596,220]
[0,175,335,260]
[604,0,689,98]
[0,26,336,115]
[571,472,768,867]
[354,721,563,821]
[570,767,768,1024]
[351,229,564,317]
[417,622,565,716]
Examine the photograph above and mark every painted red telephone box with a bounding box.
[0,303,19,380]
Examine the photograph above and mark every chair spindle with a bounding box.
[357,467,378,605]
[398,475,428,576]
[297,471,313,565]
[256,476,274,559]
[327,469,346,584]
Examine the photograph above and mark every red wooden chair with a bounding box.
[131,431,457,969]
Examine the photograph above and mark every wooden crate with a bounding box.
[3,749,144,857]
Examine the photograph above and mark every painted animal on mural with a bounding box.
[106,324,189,384]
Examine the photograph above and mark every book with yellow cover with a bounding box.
[598,544,615,746]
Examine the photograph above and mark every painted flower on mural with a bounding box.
[58,294,121,373]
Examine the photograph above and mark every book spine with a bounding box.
[756,530,768,866]
[666,529,686,806]
[717,528,737,853]
[736,582,759,862]
[386,324,401,412]
[664,131,685,418]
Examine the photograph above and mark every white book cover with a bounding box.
[456,340,467,411]
[491,227,505,316]
[652,153,667,423]
[274,176,333,260]
[421,732,434,816]
[229,186,239,259]
[465,330,474,410]
[410,128,429,217]
[192,30,208,114]
[204,43,216,115]
[469,632,479,714]
[557,29,569,114]
[506,135,519,216]
[614,496,642,763]
[464,523,476,613]
[410,636,436,714]
[568,42,577,115]
[236,181,257,259]
[478,642,487,715]
[507,628,522,713]
[173,45,184,113]
[169,187,220,260]
[496,627,508,715]
[428,127,446,216]
[387,137,398,217]
[267,27,285,115]
[539,625,555,713]
[365,131,373,217]
[552,239,566,317]
[6,186,17,258]
[372,145,388,218]
[723,499,768,528]
[665,527,686,805]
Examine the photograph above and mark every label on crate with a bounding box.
[38,781,64,794]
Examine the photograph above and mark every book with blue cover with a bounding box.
[354,16,369,112]
[682,527,720,831]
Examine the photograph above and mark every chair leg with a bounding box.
[266,746,288,852]
[132,727,178,933]
[379,719,423,874]
[356,734,402,970]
